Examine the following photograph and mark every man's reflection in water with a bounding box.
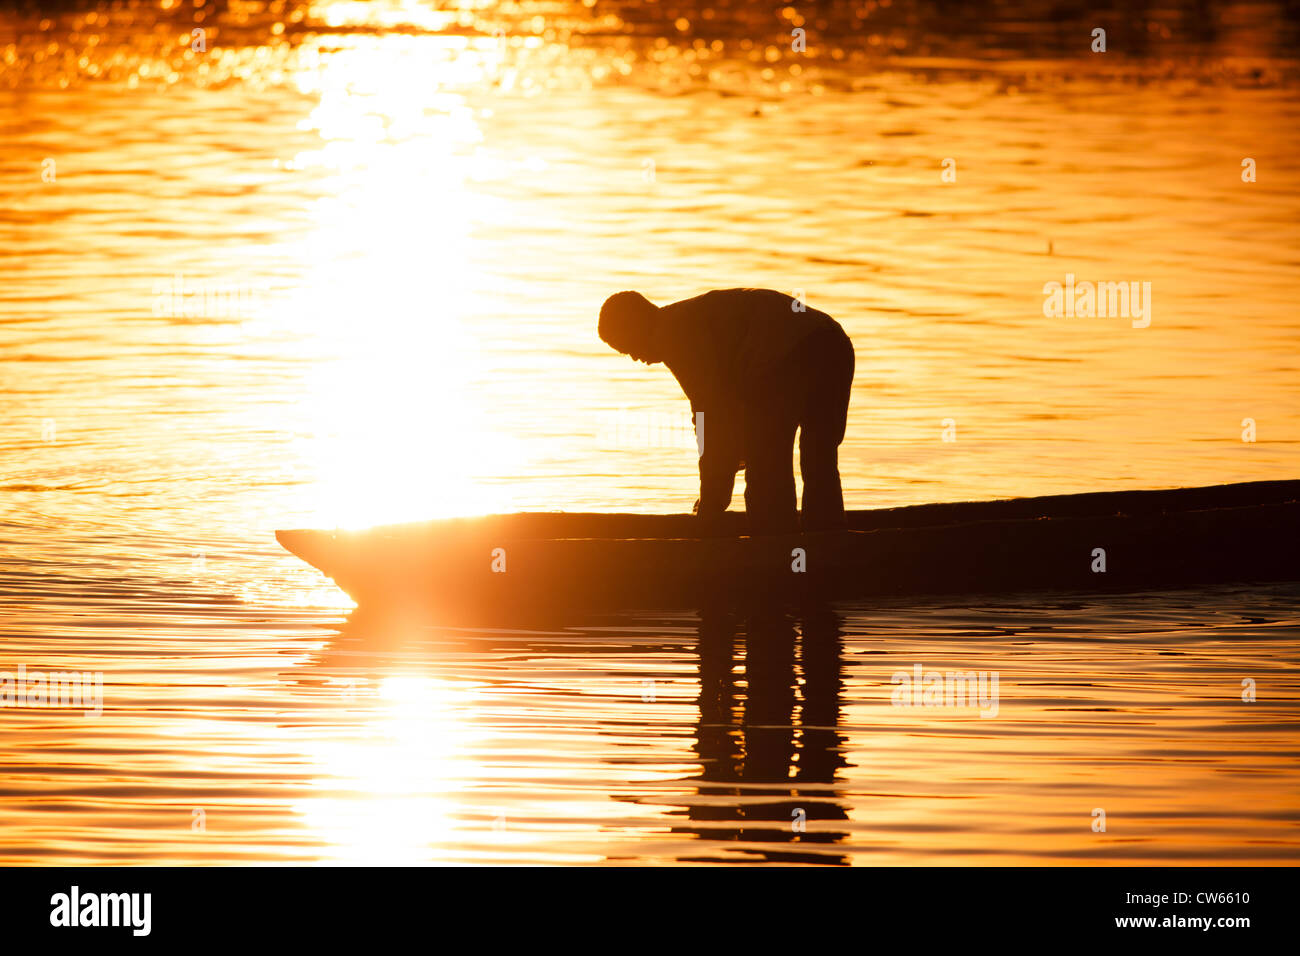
[678,602,850,864]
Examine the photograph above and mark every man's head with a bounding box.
[599,291,661,364]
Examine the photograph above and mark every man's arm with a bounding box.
[657,301,744,520]
[693,403,741,518]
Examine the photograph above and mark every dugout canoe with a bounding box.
[276,479,1300,614]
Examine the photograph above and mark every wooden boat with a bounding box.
[276,480,1300,614]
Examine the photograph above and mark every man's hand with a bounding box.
[692,497,733,537]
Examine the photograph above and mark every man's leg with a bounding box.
[743,394,800,536]
[798,326,855,531]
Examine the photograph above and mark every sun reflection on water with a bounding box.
[295,675,481,865]
[276,37,529,527]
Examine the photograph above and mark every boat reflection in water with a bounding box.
[311,601,853,865]
[678,604,851,865]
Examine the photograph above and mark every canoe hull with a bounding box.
[276,480,1300,614]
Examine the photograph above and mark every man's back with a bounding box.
[654,289,835,410]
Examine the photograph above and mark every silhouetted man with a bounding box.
[599,288,854,535]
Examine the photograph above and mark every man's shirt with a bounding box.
[655,288,835,413]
